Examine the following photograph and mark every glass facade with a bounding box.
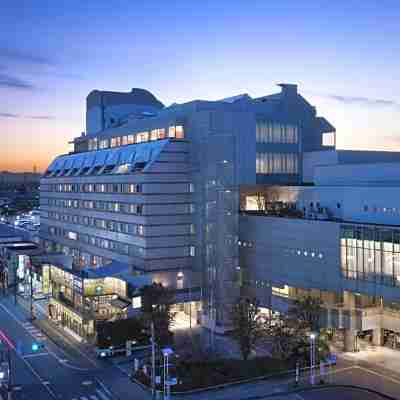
[256,152,298,174]
[341,225,400,287]
[256,121,298,144]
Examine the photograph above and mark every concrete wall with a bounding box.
[239,215,342,306]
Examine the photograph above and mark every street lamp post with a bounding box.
[309,332,317,385]
[29,267,35,321]
[162,347,173,400]
[7,348,12,400]
[151,321,156,399]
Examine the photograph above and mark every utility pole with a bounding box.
[151,321,156,398]
[13,265,17,306]
[7,348,12,400]
[30,267,34,321]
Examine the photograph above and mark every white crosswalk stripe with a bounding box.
[95,390,111,400]
[70,391,111,400]
[22,322,47,341]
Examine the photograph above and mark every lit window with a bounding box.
[132,296,142,309]
[175,125,184,139]
[168,126,176,138]
[157,128,165,139]
[115,163,130,174]
[136,132,149,143]
[150,129,158,141]
[127,134,135,144]
[67,231,78,240]
[99,139,109,149]
[122,136,128,146]
[190,246,195,257]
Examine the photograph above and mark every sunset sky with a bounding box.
[1,0,400,172]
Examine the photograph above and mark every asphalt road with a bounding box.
[271,387,394,400]
[0,296,151,400]
[1,292,400,400]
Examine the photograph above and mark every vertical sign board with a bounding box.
[73,276,83,295]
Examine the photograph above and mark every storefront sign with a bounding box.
[73,276,83,294]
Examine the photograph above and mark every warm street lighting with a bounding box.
[309,332,318,385]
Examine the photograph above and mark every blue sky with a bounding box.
[1,0,400,171]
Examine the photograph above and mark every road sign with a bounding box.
[168,378,177,386]
[126,340,132,356]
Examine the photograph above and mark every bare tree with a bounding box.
[230,297,264,360]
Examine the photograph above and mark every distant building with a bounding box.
[0,172,41,186]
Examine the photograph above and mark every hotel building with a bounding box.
[40,85,400,350]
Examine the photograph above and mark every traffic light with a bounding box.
[0,361,9,385]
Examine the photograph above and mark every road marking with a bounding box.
[95,390,110,400]
[95,378,113,398]
[0,329,16,350]
[0,302,95,370]
[23,352,49,358]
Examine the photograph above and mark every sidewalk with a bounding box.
[0,295,99,368]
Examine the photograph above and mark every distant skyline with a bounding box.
[1,0,400,172]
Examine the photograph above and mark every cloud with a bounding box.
[25,115,55,120]
[0,112,19,118]
[319,93,400,109]
[0,73,35,90]
[0,112,55,120]
[0,46,53,66]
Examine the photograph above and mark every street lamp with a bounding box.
[309,332,318,385]
[162,347,173,400]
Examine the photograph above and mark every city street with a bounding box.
[2,292,400,400]
[0,295,151,400]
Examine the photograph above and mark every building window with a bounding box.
[190,246,195,257]
[256,152,298,174]
[177,272,184,289]
[99,139,109,149]
[256,121,298,144]
[168,126,176,138]
[67,231,78,241]
[88,138,98,151]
